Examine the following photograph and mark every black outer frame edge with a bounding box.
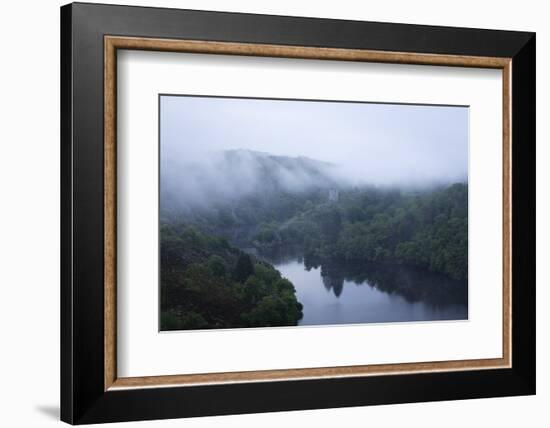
[69,1,533,56]
[60,2,536,424]
[510,34,536,391]
[60,4,74,425]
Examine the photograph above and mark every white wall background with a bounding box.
[0,0,546,426]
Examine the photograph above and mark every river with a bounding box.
[260,251,468,326]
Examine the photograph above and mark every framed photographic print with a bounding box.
[60,2,536,424]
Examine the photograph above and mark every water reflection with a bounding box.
[258,247,468,326]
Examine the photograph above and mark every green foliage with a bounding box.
[160,310,208,330]
[253,262,281,285]
[255,222,281,245]
[233,253,254,283]
[160,224,303,331]
[206,255,226,277]
[241,293,303,327]
[249,183,468,280]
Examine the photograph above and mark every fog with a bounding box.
[160,95,468,208]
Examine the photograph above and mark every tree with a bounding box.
[319,207,342,241]
[207,255,226,277]
[233,253,254,283]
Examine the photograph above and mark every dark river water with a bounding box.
[258,250,468,326]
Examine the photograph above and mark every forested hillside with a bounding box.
[164,181,468,281]
[160,223,303,330]
[252,183,468,280]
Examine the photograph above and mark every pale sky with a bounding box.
[160,95,468,186]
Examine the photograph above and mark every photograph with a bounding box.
[159,95,469,331]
